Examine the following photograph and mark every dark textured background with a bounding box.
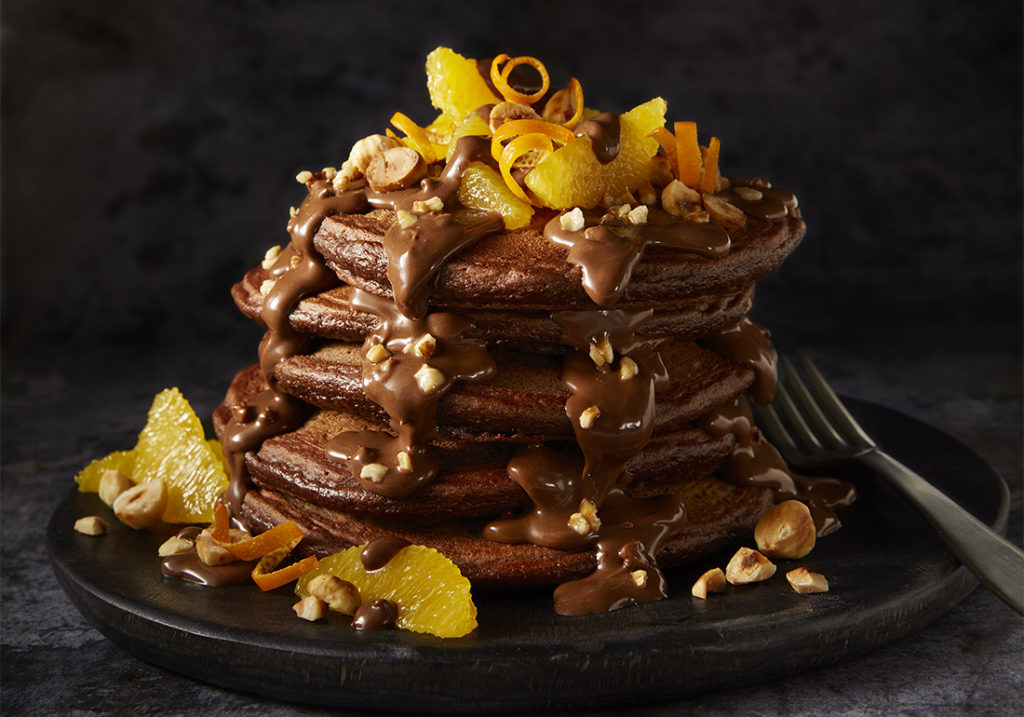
[3,0,1021,714]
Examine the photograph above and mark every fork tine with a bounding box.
[773,377,826,455]
[751,400,801,461]
[796,351,877,450]
[778,356,847,450]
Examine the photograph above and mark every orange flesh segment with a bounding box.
[675,121,702,188]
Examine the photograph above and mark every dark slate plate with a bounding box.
[48,398,1009,713]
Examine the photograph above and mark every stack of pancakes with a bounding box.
[214,196,805,589]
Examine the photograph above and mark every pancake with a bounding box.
[241,478,774,589]
[313,208,803,310]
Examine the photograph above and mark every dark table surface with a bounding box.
[3,1,1021,714]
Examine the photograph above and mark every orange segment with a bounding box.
[525,97,667,209]
[425,47,501,123]
[128,388,229,524]
[296,543,477,638]
[75,449,134,493]
[445,113,492,162]
[458,161,534,229]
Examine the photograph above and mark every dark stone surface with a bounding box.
[2,0,1021,714]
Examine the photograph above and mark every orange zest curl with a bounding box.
[498,133,554,202]
[649,127,680,179]
[216,519,305,562]
[211,501,230,542]
[390,111,437,164]
[701,136,721,194]
[562,77,584,128]
[489,54,550,105]
[675,121,703,189]
[251,538,319,592]
[490,119,576,161]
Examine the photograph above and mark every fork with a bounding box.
[753,352,1024,615]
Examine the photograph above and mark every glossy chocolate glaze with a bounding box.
[326,289,497,498]
[574,112,621,164]
[701,396,856,535]
[160,527,257,586]
[703,318,778,405]
[545,207,731,306]
[352,598,398,630]
[360,535,411,571]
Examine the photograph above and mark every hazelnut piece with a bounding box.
[98,469,133,507]
[74,516,108,536]
[365,147,427,193]
[112,479,167,530]
[307,574,361,615]
[691,567,727,599]
[293,596,328,622]
[786,567,830,594]
[725,547,776,585]
[754,500,817,559]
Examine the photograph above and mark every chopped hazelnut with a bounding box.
[754,500,816,559]
[405,333,436,359]
[412,195,444,214]
[630,569,648,588]
[734,186,763,202]
[578,405,601,429]
[360,463,388,483]
[158,536,194,557]
[703,193,747,229]
[396,209,418,228]
[365,343,391,364]
[786,567,830,594]
[626,205,649,225]
[295,170,313,184]
[98,469,133,507]
[619,356,639,380]
[725,547,777,585]
[414,364,446,394]
[307,574,361,615]
[612,203,631,218]
[691,567,727,599]
[637,182,658,206]
[560,207,585,232]
[293,596,328,622]
[195,527,248,566]
[568,499,600,535]
[261,245,282,270]
[322,166,337,180]
[366,146,427,193]
[661,180,701,216]
[289,206,297,218]
[113,479,167,530]
[74,516,108,536]
[259,279,276,297]
[289,255,301,268]
[396,450,414,473]
[589,336,614,367]
[684,209,710,223]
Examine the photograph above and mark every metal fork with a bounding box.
[753,352,1024,615]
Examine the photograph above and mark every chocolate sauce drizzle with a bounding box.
[160,527,258,586]
[701,396,855,535]
[545,207,731,306]
[574,112,621,164]
[222,178,367,514]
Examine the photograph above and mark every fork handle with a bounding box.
[859,450,1024,614]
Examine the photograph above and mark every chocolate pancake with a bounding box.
[241,479,773,589]
[216,365,737,520]
[312,207,803,311]
[232,267,757,347]
[272,340,755,438]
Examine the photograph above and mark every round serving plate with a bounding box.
[48,398,1009,712]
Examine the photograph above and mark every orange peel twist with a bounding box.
[390,111,437,164]
[562,77,584,128]
[498,133,554,202]
[490,54,550,105]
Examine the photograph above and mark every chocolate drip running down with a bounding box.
[222,179,368,515]
[327,290,496,498]
[702,396,856,535]
[545,207,731,306]
[574,112,621,164]
[703,317,778,405]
